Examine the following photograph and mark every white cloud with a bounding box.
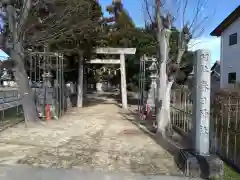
[188,36,221,63]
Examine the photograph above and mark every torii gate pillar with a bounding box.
[92,48,136,109]
[120,53,127,109]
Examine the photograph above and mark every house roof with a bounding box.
[211,61,220,77]
[211,61,220,71]
[210,5,240,37]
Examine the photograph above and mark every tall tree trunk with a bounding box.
[6,3,39,125]
[77,52,83,107]
[156,31,170,133]
[83,72,87,97]
[12,43,39,124]
[157,80,174,135]
[155,0,172,134]
[155,0,166,130]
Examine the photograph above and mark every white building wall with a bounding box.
[221,17,240,88]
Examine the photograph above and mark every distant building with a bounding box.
[0,49,16,87]
[210,5,240,88]
[186,61,220,99]
[211,61,220,98]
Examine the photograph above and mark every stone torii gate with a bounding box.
[78,47,136,109]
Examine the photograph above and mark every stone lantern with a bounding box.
[42,71,53,88]
[147,59,158,110]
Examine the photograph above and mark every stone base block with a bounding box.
[177,149,224,179]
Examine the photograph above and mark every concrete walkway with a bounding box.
[0,164,202,180]
[0,94,186,178]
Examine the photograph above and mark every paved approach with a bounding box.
[0,164,202,180]
[0,93,198,179]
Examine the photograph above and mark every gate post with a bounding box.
[120,53,127,109]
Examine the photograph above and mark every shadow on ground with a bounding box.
[14,101,182,176]
[118,109,193,176]
[41,92,188,176]
[69,93,121,108]
[68,91,138,108]
[18,123,110,169]
[66,91,216,178]
[95,92,139,106]
[69,90,139,108]
[71,91,189,159]
[120,108,221,179]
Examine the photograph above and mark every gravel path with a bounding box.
[0,94,182,176]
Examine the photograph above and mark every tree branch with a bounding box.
[17,0,32,39]
[143,0,154,25]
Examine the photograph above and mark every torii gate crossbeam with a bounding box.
[83,47,136,109]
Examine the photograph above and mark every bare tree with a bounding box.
[143,0,211,137]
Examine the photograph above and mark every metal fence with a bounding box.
[0,86,75,128]
[0,89,23,131]
[211,94,240,169]
[171,87,240,174]
[25,51,66,119]
[171,87,193,136]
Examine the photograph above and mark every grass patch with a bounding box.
[213,164,240,180]
[224,164,240,179]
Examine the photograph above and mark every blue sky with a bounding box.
[1,1,239,63]
[99,0,240,63]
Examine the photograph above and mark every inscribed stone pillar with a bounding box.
[194,49,211,155]
[120,54,128,109]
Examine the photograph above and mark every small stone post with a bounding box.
[194,49,211,155]
[120,53,128,109]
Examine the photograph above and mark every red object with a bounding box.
[139,104,151,121]
[45,104,51,120]
[145,104,151,120]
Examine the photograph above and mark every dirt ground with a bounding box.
[0,94,182,176]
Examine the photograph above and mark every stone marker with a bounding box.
[177,49,223,179]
